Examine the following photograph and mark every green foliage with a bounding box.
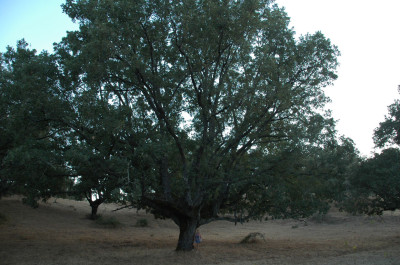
[94,215,121,228]
[226,136,359,221]
[343,148,400,215]
[62,85,136,215]
[374,99,400,148]
[135,218,149,227]
[22,196,40,208]
[343,93,400,215]
[0,40,71,200]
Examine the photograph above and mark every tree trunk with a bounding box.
[87,197,103,220]
[176,218,198,251]
[90,204,99,219]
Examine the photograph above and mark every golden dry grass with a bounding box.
[1,196,400,265]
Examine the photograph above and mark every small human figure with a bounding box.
[194,229,202,250]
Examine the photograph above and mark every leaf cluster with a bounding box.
[342,148,400,215]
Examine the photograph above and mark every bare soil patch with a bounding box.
[1,196,399,265]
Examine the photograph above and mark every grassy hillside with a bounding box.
[1,196,400,265]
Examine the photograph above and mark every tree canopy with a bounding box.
[0,41,70,206]
[374,99,400,148]
[343,148,400,215]
[341,90,400,215]
[0,0,348,251]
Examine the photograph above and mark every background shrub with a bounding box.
[94,216,121,228]
[135,218,148,227]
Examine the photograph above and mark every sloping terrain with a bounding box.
[1,196,399,265]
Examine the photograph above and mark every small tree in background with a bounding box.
[374,99,400,149]
[0,41,71,205]
[343,92,400,215]
[343,148,400,215]
[64,95,131,219]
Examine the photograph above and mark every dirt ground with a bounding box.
[1,196,400,265]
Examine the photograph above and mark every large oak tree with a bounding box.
[55,0,341,251]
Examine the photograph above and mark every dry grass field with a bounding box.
[1,196,400,265]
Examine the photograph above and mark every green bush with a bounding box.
[95,216,121,228]
[22,196,39,208]
[135,218,149,227]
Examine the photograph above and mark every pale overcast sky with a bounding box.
[1,0,399,156]
[277,0,400,156]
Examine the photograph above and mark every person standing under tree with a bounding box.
[194,229,202,250]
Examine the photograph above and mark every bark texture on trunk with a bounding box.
[175,218,198,251]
